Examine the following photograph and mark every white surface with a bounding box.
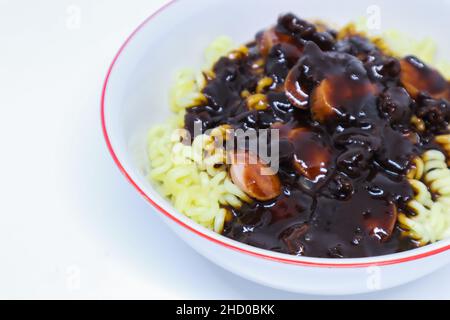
[0,0,449,299]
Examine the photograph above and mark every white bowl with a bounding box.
[101,0,450,295]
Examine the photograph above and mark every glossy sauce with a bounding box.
[184,14,450,258]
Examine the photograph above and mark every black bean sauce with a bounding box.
[184,13,450,258]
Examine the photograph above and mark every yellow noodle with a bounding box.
[204,36,234,70]
[148,122,252,233]
[169,69,207,113]
[400,150,450,243]
[407,157,424,180]
[436,135,450,166]
[146,37,252,233]
[256,77,274,93]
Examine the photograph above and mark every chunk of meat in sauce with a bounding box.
[288,127,332,182]
[230,151,282,201]
[285,41,377,123]
[400,56,450,100]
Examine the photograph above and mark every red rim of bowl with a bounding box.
[100,0,450,268]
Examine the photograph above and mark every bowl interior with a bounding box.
[103,0,450,263]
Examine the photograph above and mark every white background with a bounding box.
[0,0,449,299]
